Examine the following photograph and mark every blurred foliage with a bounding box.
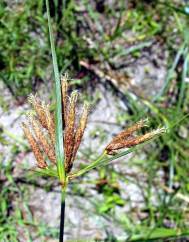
[0,0,188,98]
[0,1,48,98]
[0,0,87,99]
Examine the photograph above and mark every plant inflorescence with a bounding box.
[22,77,166,188]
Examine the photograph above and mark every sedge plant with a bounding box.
[21,0,166,241]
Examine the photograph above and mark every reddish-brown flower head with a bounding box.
[105,120,166,155]
[61,76,89,172]
[22,77,89,174]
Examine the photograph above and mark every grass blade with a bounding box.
[46,0,65,183]
[177,48,189,112]
[158,1,189,16]
[153,43,185,101]
[32,168,59,178]
[129,227,189,241]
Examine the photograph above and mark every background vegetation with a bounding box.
[0,0,189,241]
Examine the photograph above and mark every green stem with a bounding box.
[69,138,164,180]
[69,152,107,179]
[59,187,66,242]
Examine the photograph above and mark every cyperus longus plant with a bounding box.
[21,0,166,241]
[22,76,166,241]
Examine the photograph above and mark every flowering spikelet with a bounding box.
[61,74,68,126]
[106,121,166,154]
[64,91,78,172]
[28,94,55,144]
[22,122,47,168]
[29,116,56,164]
[111,119,148,144]
[61,78,89,173]
[23,82,89,173]
[71,103,89,163]
[58,75,90,172]
[22,80,164,180]
[28,94,48,129]
[43,104,55,145]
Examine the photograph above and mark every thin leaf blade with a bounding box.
[46,0,65,182]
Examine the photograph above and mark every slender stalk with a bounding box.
[46,1,66,241]
[69,152,107,179]
[59,180,68,242]
[59,196,65,242]
[69,142,152,179]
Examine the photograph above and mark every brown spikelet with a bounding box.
[71,103,89,163]
[111,119,148,144]
[64,91,78,172]
[25,79,90,173]
[29,117,56,164]
[106,128,166,154]
[22,122,47,168]
[61,74,69,126]
[43,104,55,145]
[28,94,48,129]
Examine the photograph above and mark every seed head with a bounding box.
[28,94,48,129]
[71,102,89,163]
[60,77,89,173]
[23,80,89,174]
[64,91,78,172]
[22,122,47,168]
[106,122,166,154]
[111,118,149,144]
[29,116,56,164]
[43,104,55,145]
[61,74,69,126]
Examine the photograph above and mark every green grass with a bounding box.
[0,0,48,99]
